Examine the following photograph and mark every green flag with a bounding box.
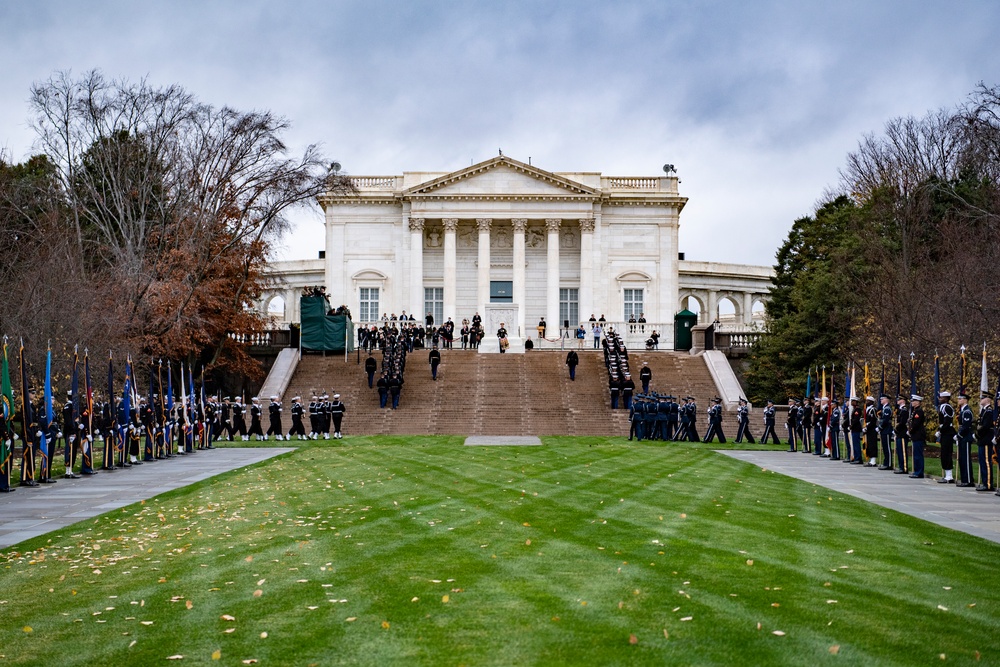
[1,340,13,471]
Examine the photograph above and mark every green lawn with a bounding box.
[1,437,997,666]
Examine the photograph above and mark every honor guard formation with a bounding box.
[0,343,348,492]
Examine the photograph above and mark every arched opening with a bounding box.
[681,294,704,320]
[266,294,286,321]
[717,295,739,324]
[751,298,767,319]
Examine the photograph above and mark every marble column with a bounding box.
[477,218,492,316]
[442,218,458,323]
[578,218,595,329]
[545,218,561,334]
[743,292,754,325]
[408,217,424,319]
[512,218,527,337]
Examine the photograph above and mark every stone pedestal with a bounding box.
[479,304,523,353]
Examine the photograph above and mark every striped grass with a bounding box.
[0,436,996,665]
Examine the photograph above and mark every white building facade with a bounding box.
[317,156,685,343]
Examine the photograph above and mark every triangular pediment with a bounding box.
[404,156,597,198]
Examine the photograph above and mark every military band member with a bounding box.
[232,398,247,441]
[908,395,926,478]
[978,393,995,492]
[703,397,726,443]
[877,395,894,470]
[955,392,975,487]
[760,399,780,445]
[894,395,910,474]
[937,391,956,483]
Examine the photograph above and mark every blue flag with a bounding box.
[39,346,53,474]
[805,368,812,400]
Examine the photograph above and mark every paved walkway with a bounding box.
[720,450,1000,544]
[0,448,294,550]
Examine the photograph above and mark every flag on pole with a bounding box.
[864,361,871,399]
[981,343,989,396]
[910,353,917,396]
[879,359,885,398]
[39,345,53,479]
[896,356,902,399]
[850,363,857,400]
[18,340,34,483]
[821,366,827,400]
[845,363,851,401]
[83,349,94,473]
[960,345,967,394]
[180,362,189,427]
[933,354,941,409]
[0,339,13,488]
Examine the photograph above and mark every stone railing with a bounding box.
[604,177,660,189]
[228,330,292,348]
[349,176,399,190]
[714,331,763,352]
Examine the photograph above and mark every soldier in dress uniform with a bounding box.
[785,399,798,452]
[848,397,863,464]
[908,394,926,478]
[703,397,726,443]
[760,399,779,445]
[937,391,956,483]
[308,395,320,439]
[389,374,403,409]
[232,397,247,441]
[978,393,995,492]
[685,397,700,442]
[829,398,842,460]
[645,393,659,440]
[666,395,679,440]
[735,398,755,443]
[248,397,264,441]
[63,391,81,478]
[377,372,389,408]
[288,396,306,440]
[955,392,975,487]
[622,374,635,411]
[674,396,690,441]
[141,396,157,462]
[798,398,812,454]
[813,397,826,455]
[267,395,283,440]
[0,399,14,491]
[365,353,377,388]
[628,394,643,441]
[429,346,441,381]
[894,395,910,474]
[496,323,508,354]
[639,362,652,394]
[863,396,878,466]
[329,393,346,439]
[877,395,894,470]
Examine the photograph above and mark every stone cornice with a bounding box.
[404,155,598,197]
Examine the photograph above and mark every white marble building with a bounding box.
[323,155,682,343]
[260,155,774,350]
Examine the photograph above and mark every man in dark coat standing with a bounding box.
[429,346,441,381]
[566,350,579,381]
[639,362,652,394]
[364,353,377,388]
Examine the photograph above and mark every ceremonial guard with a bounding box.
[955,392,975,487]
[365,353,377,388]
[377,372,389,408]
[232,398,247,441]
[685,397,700,442]
[621,374,635,410]
[735,398,755,443]
[937,391,956,483]
[799,398,813,454]
[848,397,863,464]
[785,399,798,452]
[141,396,156,462]
[308,395,320,438]
[388,374,403,409]
[640,362,652,394]
[248,397,264,440]
[760,399,780,444]
[864,396,878,466]
[703,397,726,443]
[646,394,660,439]
[329,393,346,439]
[813,397,826,455]
[496,323,509,354]
[288,396,306,440]
[429,346,441,381]
[628,394,643,441]
[63,391,81,478]
[894,395,910,474]
[829,398,841,460]
[221,398,234,441]
[978,393,995,492]
[877,395,894,470]
[908,395,926,478]
[267,396,283,440]
[0,398,14,491]
[19,389,38,486]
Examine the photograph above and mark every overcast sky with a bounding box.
[2,0,998,267]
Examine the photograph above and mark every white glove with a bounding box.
[57,431,64,439]
[35,431,42,438]
[12,433,18,441]
[935,431,940,440]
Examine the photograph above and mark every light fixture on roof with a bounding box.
[663,164,676,174]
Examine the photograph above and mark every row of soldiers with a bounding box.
[371,333,407,409]
[272,394,347,440]
[628,394,730,442]
[2,389,241,491]
[778,390,999,492]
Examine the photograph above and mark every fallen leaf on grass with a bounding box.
[829,645,840,655]
[186,600,193,610]
[223,629,235,634]
[663,629,669,639]
[746,560,754,566]
[629,634,638,645]
[345,617,356,622]
[772,630,786,636]
[245,556,253,562]
[166,656,184,661]
[381,621,390,629]
[129,640,137,648]
[680,616,692,622]
[252,590,262,598]
[221,614,236,621]
[23,626,32,633]
[937,605,948,611]
[260,632,268,638]
[441,595,449,603]
[212,650,221,660]
[525,539,531,546]
[140,621,154,626]
[242,661,258,665]
[411,597,419,602]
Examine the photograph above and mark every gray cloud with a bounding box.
[2,0,998,266]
